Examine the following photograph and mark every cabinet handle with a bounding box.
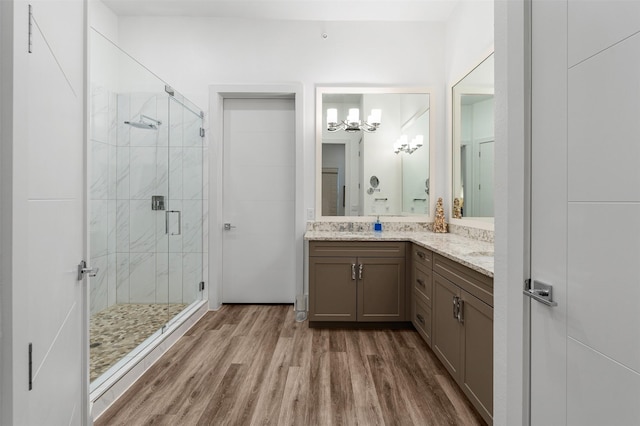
[458,299,464,323]
[351,264,356,280]
[358,264,363,280]
[416,313,425,325]
[416,278,425,288]
[417,251,426,260]
[453,296,459,320]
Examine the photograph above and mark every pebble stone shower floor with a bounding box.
[90,303,187,382]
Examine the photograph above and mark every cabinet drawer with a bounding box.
[310,241,406,258]
[413,262,432,307]
[412,244,432,268]
[433,254,493,307]
[413,297,432,347]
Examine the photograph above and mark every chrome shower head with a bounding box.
[124,114,161,130]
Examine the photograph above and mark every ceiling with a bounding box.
[101,0,461,22]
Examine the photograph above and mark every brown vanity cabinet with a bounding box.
[432,253,493,425]
[411,245,433,346]
[309,241,406,322]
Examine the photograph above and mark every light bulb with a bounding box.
[327,108,338,124]
[370,109,381,124]
[348,108,359,123]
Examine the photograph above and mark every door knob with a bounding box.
[224,223,236,231]
[523,279,558,307]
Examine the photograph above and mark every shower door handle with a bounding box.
[165,210,182,236]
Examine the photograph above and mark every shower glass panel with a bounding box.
[166,95,204,327]
[89,29,205,390]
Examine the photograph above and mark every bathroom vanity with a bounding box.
[304,229,494,425]
[308,241,407,322]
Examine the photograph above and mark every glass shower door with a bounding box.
[166,95,204,324]
[89,28,205,390]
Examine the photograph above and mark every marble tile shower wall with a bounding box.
[90,86,206,316]
[90,85,118,316]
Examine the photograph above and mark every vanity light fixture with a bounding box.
[394,134,423,154]
[327,108,381,132]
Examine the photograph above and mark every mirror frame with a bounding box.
[315,86,436,222]
[449,51,495,231]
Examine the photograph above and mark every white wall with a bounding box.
[115,17,447,221]
[494,0,527,424]
[89,0,118,43]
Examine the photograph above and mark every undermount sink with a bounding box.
[468,251,494,257]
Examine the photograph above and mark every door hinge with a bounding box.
[199,128,205,137]
[77,260,98,280]
[28,343,33,390]
[28,5,33,53]
[199,281,205,291]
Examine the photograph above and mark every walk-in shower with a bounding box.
[89,30,207,390]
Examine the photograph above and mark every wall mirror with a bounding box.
[451,53,494,227]
[316,87,434,220]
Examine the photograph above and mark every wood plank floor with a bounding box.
[95,304,485,426]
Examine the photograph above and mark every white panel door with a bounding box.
[530,0,640,424]
[222,98,295,303]
[11,1,87,425]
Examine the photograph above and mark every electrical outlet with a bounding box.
[306,208,315,220]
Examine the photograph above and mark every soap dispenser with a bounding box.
[374,215,383,232]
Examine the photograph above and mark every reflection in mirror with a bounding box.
[317,88,432,218]
[452,53,494,220]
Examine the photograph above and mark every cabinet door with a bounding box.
[309,257,357,321]
[460,289,493,424]
[357,257,406,321]
[432,273,462,380]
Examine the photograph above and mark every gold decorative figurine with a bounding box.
[453,198,462,219]
[433,197,448,233]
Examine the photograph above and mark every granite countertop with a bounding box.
[304,230,494,278]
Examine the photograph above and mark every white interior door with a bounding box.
[222,98,295,303]
[12,1,87,424]
[322,168,339,216]
[529,1,640,424]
